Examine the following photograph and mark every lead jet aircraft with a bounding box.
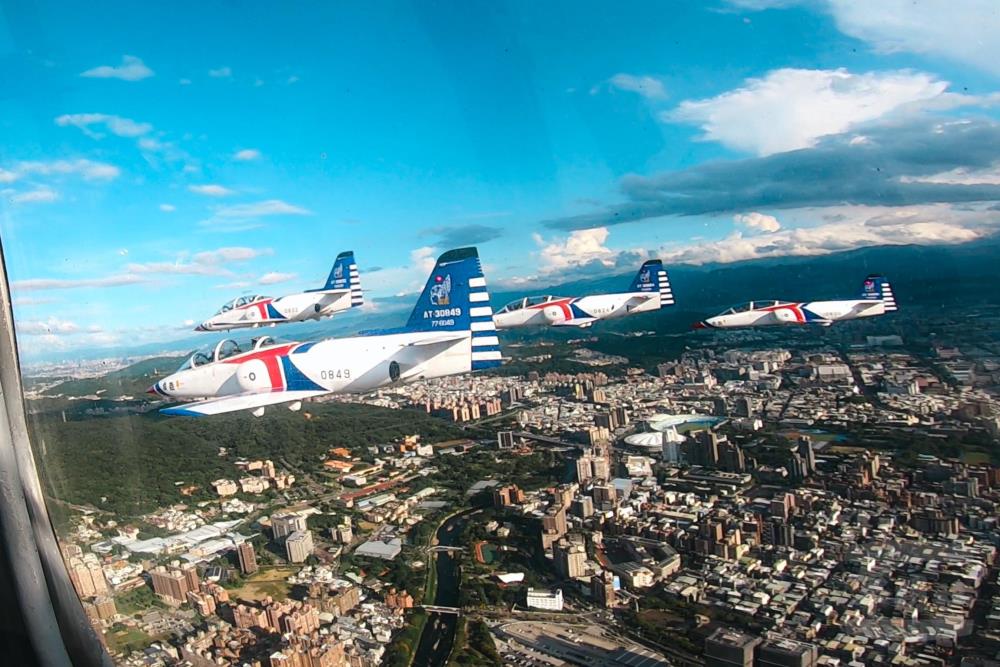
[150,247,501,416]
[693,274,897,330]
[493,259,674,329]
[195,250,363,331]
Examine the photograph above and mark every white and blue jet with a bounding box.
[493,259,674,329]
[150,247,501,416]
[194,251,364,332]
[694,274,898,329]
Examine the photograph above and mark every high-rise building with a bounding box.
[237,542,258,575]
[612,406,629,428]
[734,397,757,418]
[575,455,593,483]
[94,595,117,621]
[712,397,728,416]
[705,627,761,667]
[591,455,611,481]
[286,530,314,563]
[151,565,198,604]
[593,483,617,508]
[594,413,613,430]
[719,440,746,473]
[797,436,816,474]
[554,540,587,579]
[590,571,616,608]
[271,511,308,541]
[497,431,516,450]
[571,495,594,518]
[757,638,819,667]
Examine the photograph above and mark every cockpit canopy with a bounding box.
[176,335,290,370]
[214,294,270,315]
[719,300,794,315]
[498,295,565,313]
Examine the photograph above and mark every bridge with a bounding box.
[421,605,461,615]
[513,431,585,450]
[427,545,465,553]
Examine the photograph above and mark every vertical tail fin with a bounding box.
[320,251,364,307]
[861,274,897,312]
[404,247,501,369]
[629,259,674,307]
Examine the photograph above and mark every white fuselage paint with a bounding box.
[493,292,660,329]
[153,332,474,400]
[199,291,353,331]
[704,299,886,329]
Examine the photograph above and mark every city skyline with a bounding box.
[3,1,1000,358]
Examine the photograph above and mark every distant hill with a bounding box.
[42,355,187,398]
[23,238,1000,366]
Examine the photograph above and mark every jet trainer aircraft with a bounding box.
[493,259,674,329]
[693,274,897,330]
[150,247,501,416]
[194,250,363,332]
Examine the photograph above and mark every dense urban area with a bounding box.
[24,298,1000,667]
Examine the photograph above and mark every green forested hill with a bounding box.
[41,356,187,398]
[31,402,464,517]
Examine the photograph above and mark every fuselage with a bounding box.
[197,291,353,332]
[493,292,660,329]
[151,332,473,400]
[700,299,887,329]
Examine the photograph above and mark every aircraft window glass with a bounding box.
[525,295,551,307]
[502,298,527,312]
[213,339,242,362]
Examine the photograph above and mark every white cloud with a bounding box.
[80,55,153,81]
[179,78,192,86]
[12,274,151,292]
[234,149,261,161]
[7,159,119,182]
[900,162,1000,186]
[10,188,58,204]
[660,204,989,265]
[258,271,297,285]
[667,68,949,155]
[188,184,235,197]
[211,199,311,218]
[608,73,667,100]
[208,66,232,78]
[125,261,225,276]
[824,0,1000,77]
[214,281,252,290]
[734,212,781,233]
[12,296,57,307]
[159,203,176,212]
[55,113,152,138]
[17,317,82,336]
[193,247,272,264]
[534,227,624,272]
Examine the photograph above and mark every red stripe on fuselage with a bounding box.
[527,298,574,321]
[220,343,296,390]
[759,303,805,323]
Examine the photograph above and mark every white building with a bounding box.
[526,588,563,611]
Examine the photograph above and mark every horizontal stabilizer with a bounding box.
[405,333,469,347]
[553,317,597,327]
[160,390,328,417]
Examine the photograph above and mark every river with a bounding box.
[411,512,469,667]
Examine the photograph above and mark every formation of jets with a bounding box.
[151,247,899,417]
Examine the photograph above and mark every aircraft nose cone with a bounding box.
[691,321,707,330]
[147,384,160,395]
[194,323,206,332]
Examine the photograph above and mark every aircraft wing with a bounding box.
[405,333,469,347]
[553,317,598,327]
[160,389,328,417]
[624,294,657,307]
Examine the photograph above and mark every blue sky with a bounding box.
[2,1,1000,360]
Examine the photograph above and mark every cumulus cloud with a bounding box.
[80,55,153,81]
[543,117,1000,230]
[234,149,261,161]
[825,0,1000,77]
[193,247,272,264]
[607,74,667,100]
[159,203,176,212]
[10,188,58,204]
[535,227,621,272]
[55,113,152,139]
[734,212,781,232]
[188,184,234,197]
[667,68,951,155]
[659,204,990,265]
[208,66,232,78]
[421,224,504,247]
[17,317,85,336]
[212,200,311,218]
[258,271,297,285]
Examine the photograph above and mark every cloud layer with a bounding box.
[80,55,153,81]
